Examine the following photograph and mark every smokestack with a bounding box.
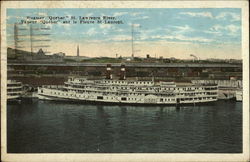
[77,45,79,57]
[120,64,126,80]
[106,64,112,79]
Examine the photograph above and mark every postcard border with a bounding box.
[1,1,249,162]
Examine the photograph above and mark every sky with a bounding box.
[7,8,241,59]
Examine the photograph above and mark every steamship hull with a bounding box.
[37,64,218,105]
[37,80,218,105]
[37,87,217,105]
[37,92,217,106]
[236,90,242,101]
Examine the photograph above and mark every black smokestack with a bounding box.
[119,64,126,80]
[106,64,112,79]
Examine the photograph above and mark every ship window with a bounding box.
[97,96,103,100]
[121,97,127,101]
[160,98,163,102]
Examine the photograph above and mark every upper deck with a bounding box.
[65,77,217,90]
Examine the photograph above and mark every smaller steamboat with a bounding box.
[7,80,23,100]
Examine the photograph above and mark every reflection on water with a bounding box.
[7,99,242,153]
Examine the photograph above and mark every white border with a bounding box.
[1,1,249,162]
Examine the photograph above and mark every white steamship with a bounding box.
[37,64,218,105]
[7,80,23,100]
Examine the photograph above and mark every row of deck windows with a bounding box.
[180,97,216,101]
[160,98,175,102]
[103,80,152,84]
[7,84,22,87]
[68,86,214,92]
[46,91,216,102]
[64,89,217,98]
[66,88,216,96]
[49,90,217,98]
[8,93,22,96]
[7,88,22,91]
[67,85,217,92]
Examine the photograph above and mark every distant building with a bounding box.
[34,49,47,60]
[170,57,176,61]
[77,45,79,57]
[54,52,65,57]
[37,49,45,56]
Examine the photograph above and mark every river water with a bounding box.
[7,99,242,153]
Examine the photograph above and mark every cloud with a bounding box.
[153,34,213,43]
[210,24,224,31]
[174,35,213,43]
[113,12,128,17]
[109,35,131,41]
[86,13,93,17]
[128,23,141,27]
[43,23,53,29]
[130,12,143,16]
[57,22,71,30]
[63,12,73,19]
[227,24,240,33]
[180,12,213,18]
[134,25,210,43]
[37,12,47,17]
[207,24,240,37]
[172,25,193,33]
[99,24,112,29]
[215,12,240,22]
[86,28,98,36]
[138,31,213,43]
[141,16,149,19]
[204,30,222,36]
[133,24,141,27]
[7,15,26,20]
[115,28,125,32]
[210,24,240,33]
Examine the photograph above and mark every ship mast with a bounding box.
[131,24,134,59]
[30,25,33,54]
